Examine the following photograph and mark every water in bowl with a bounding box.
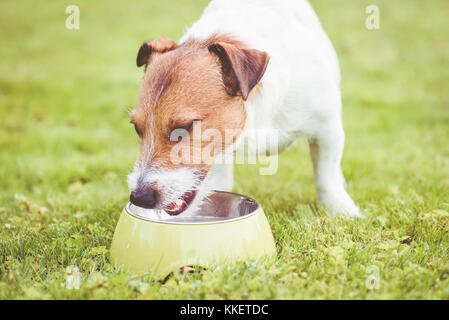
[127,192,259,224]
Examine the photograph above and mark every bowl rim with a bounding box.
[124,191,261,225]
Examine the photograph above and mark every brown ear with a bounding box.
[136,38,179,67]
[208,42,270,100]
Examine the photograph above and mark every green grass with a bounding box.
[1,0,448,299]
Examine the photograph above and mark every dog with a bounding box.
[127,0,361,217]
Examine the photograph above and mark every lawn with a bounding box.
[1,0,448,299]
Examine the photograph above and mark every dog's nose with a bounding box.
[129,188,157,209]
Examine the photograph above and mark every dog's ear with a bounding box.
[208,42,270,101]
[136,38,179,68]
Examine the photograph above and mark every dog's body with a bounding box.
[128,0,360,217]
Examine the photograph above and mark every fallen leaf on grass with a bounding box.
[14,194,48,215]
[377,240,400,250]
[90,246,109,256]
[432,209,449,217]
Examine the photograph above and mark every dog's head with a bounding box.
[127,35,269,215]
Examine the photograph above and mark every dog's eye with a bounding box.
[176,120,197,133]
[134,124,142,136]
[169,120,198,142]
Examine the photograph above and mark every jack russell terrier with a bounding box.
[127,0,361,217]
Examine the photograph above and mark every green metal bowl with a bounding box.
[110,191,276,278]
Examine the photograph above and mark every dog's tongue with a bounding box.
[164,198,187,215]
[164,191,195,215]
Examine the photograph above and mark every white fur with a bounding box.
[127,164,214,219]
[180,0,361,216]
[128,165,199,205]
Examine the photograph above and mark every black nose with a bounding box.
[129,188,157,209]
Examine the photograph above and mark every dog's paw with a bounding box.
[318,191,364,218]
[327,203,364,218]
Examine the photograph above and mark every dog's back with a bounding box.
[181,0,340,85]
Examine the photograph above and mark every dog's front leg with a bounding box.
[208,162,234,192]
[308,123,361,217]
